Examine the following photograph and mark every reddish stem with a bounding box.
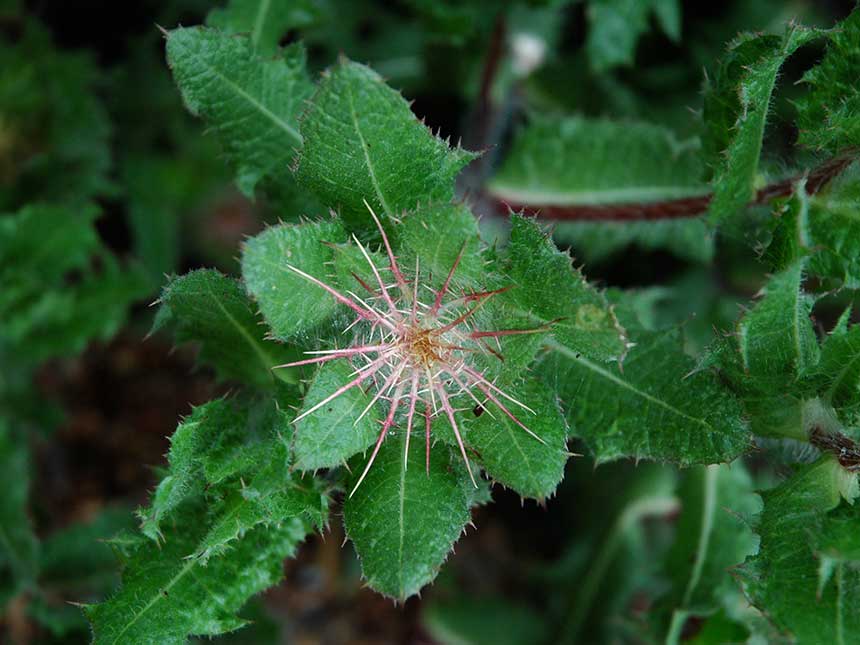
[493,154,855,222]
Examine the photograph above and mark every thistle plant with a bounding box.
[3,2,856,644]
[280,203,552,495]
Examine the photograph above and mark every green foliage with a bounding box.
[0,421,38,608]
[207,0,323,54]
[166,26,314,200]
[343,431,472,601]
[657,464,759,642]
[0,204,146,365]
[293,59,477,229]
[488,116,712,263]
[769,168,860,289]
[153,269,296,389]
[704,25,821,223]
[0,22,111,210]
[544,327,750,465]
[796,11,860,153]
[4,2,860,640]
[586,0,681,71]
[738,458,860,643]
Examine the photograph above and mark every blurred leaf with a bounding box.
[490,116,707,207]
[424,596,549,645]
[586,0,681,71]
[0,22,111,209]
[0,204,146,365]
[294,59,477,230]
[207,0,324,54]
[659,464,759,643]
[0,421,37,609]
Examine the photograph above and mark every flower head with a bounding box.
[278,202,551,496]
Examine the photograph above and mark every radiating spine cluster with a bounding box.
[279,202,550,495]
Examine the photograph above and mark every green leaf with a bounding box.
[0,421,37,609]
[489,114,714,270]
[343,433,471,600]
[586,0,681,71]
[293,58,476,229]
[0,204,145,365]
[543,328,750,465]
[293,359,383,470]
[194,437,327,561]
[496,215,626,365]
[241,219,347,340]
[85,505,314,645]
[768,166,860,289]
[736,261,819,384]
[138,402,221,541]
[166,26,314,198]
[554,219,715,266]
[489,116,707,207]
[814,323,860,424]
[138,397,317,543]
[396,202,483,286]
[153,269,295,389]
[465,378,569,499]
[0,21,111,210]
[206,0,322,55]
[796,10,860,154]
[423,596,549,645]
[660,464,759,643]
[738,458,860,643]
[704,25,822,222]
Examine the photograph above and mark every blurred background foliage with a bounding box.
[0,0,855,643]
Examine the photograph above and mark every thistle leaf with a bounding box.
[343,433,471,601]
[704,25,822,222]
[496,215,626,364]
[465,378,569,500]
[153,269,295,389]
[796,10,860,154]
[293,59,477,229]
[543,328,750,465]
[293,359,383,470]
[166,26,313,198]
[85,507,314,645]
[241,219,347,340]
[738,458,860,643]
